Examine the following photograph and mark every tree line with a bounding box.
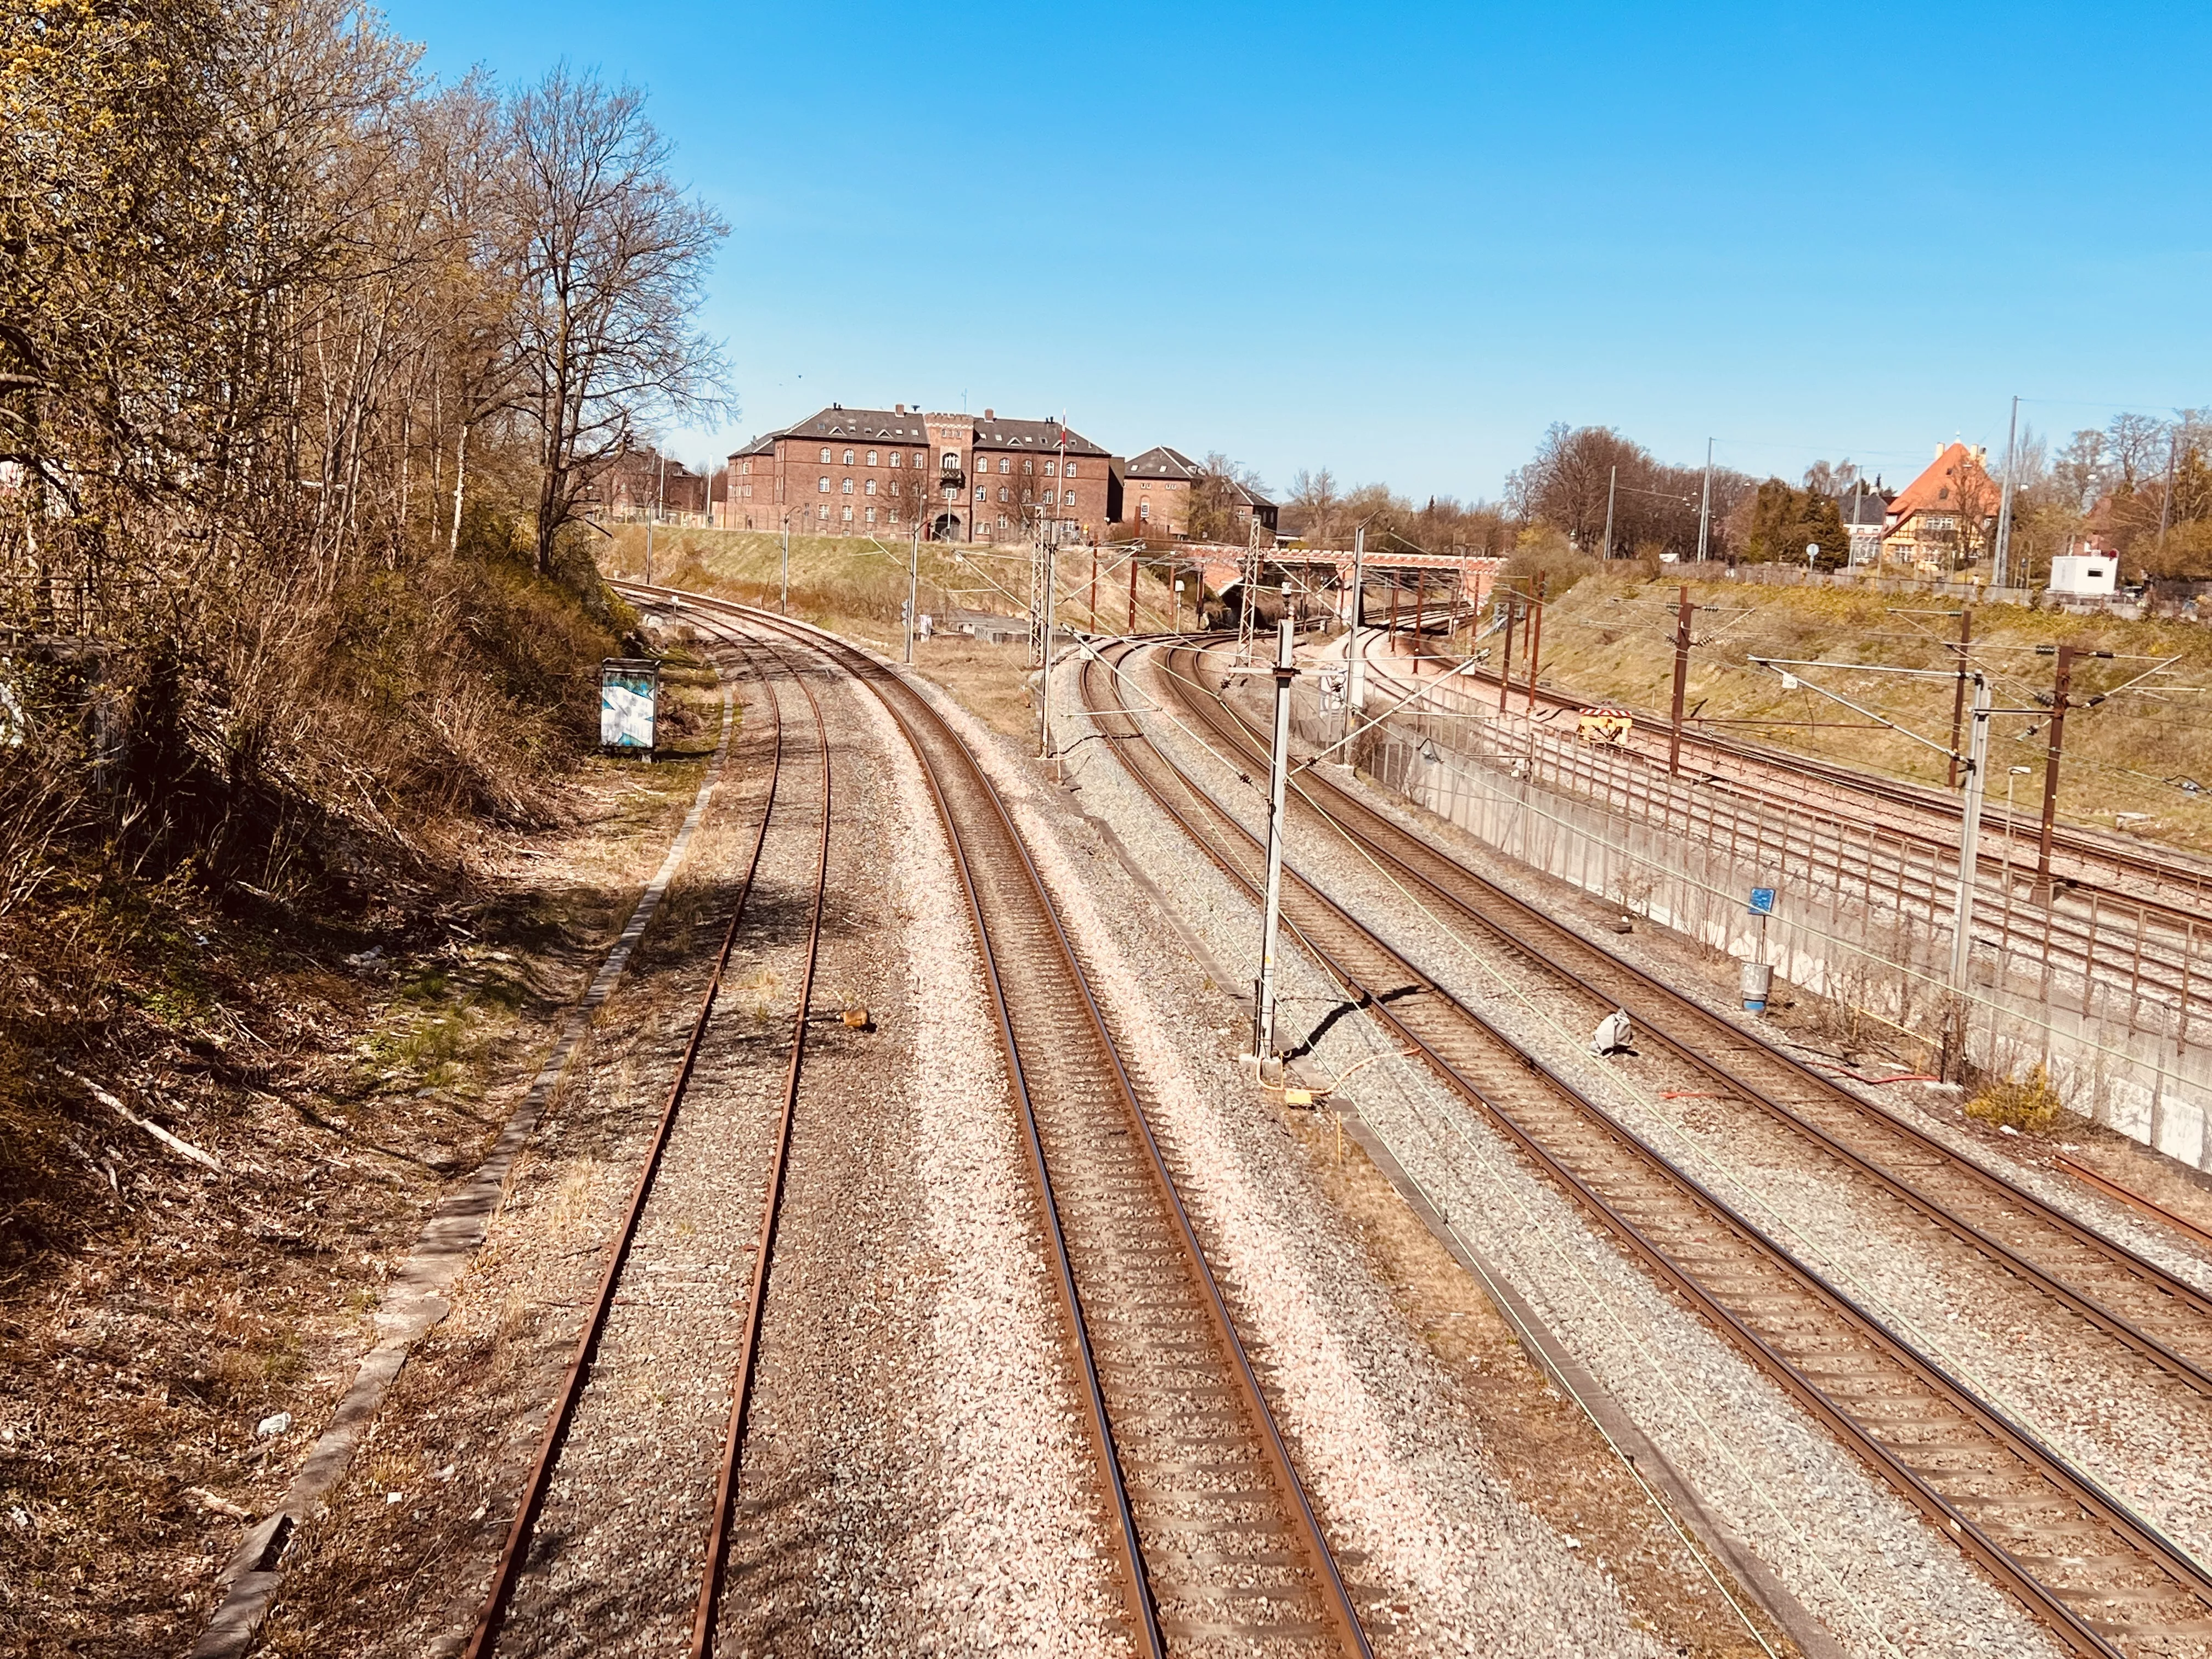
[1,0,726,894]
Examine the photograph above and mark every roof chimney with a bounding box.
[895,403,904,413]
[984,408,995,421]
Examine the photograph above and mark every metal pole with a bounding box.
[1950,672,1991,993]
[2035,644,2074,896]
[1039,534,1058,758]
[1523,573,1545,712]
[905,521,919,665]
[1993,395,2019,589]
[1255,613,1295,1062]
[780,516,789,614]
[1946,607,1972,788]
[1601,464,1616,561]
[1668,584,1691,775]
[1696,439,1713,563]
[1127,549,1138,634]
[1346,526,1367,715]
[1496,591,1516,713]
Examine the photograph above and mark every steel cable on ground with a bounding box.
[1151,640,2212,1552]
[1163,642,2212,1414]
[1084,641,2212,1656]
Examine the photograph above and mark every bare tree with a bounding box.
[505,67,729,573]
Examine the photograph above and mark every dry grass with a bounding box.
[1967,1063,2067,1133]
[1532,577,2212,854]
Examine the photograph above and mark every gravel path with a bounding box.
[1055,641,2066,1659]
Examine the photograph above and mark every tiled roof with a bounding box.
[785,405,935,443]
[1885,443,1995,524]
[1838,484,1888,528]
[730,430,781,458]
[970,415,1110,457]
[1126,445,1201,480]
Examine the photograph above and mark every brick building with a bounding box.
[724,404,1114,543]
[1122,445,1277,540]
[582,446,710,523]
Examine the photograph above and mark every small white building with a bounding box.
[2049,550,2118,597]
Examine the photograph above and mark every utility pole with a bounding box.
[1127,548,1139,634]
[2034,644,2074,898]
[1667,584,1692,774]
[1993,395,2019,589]
[1088,544,1099,632]
[646,451,665,585]
[1522,573,1547,710]
[1946,608,1973,788]
[1037,535,1058,759]
[904,520,921,665]
[1696,438,1713,563]
[1949,671,1993,993]
[1346,526,1367,718]
[780,514,791,614]
[1496,589,1516,713]
[1601,465,1617,562]
[1254,613,1296,1064]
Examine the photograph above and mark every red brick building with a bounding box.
[724,404,1115,543]
[1122,445,1277,540]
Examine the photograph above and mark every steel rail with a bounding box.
[622,581,1372,1657]
[1421,652,2212,925]
[689,633,832,1657]
[1163,643,2212,1390]
[465,637,816,1658]
[1079,640,2212,1659]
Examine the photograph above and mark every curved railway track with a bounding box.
[467,634,830,1659]
[627,585,1373,1657]
[1417,647,2212,925]
[1080,635,2212,1658]
[1160,642,2212,1390]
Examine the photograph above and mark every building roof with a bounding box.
[1838,482,1889,529]
[783,405,935,444]
[1886,442,1996,526]
[970,415,1110,457]
[1126,445,1203,481]
[730,430,780,459]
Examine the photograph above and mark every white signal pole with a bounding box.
[1037,531,1058,759]
[1696,438,1713,563]
[1345,525,1367,723]
[1255,612,1296,1063]
[905,518,921,665]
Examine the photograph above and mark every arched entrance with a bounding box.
[930,512,963,541]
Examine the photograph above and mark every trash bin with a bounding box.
[1740,961,1773,1013]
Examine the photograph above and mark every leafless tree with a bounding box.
[505,67,729,573]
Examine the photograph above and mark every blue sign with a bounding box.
[1748,887,1776,916]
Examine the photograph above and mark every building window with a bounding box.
[741,459,752,475]
[842,505,853,521]
[998,457,1011,473]
[1139,481,1150,491]
[843,448,855,464]
[942,451,960,472]
[841,477,853,494]
[944,484,957,501]
[818,505,829,520]
[1022,489,1032,503]
[866,449,878,466]
[865,478,876,495]
[1044,461,1057,477]
[820,447,832,463]
[889,450,901,468]
[974,485,986,501]
[913,452,926,469]
[1064,461,1077,478]
[997,486,1008,503]
[865,506,877,523]
[819,477,830,493]
[1138,500,1150,520]
[998,516,1008,529]
[1023,458,1033,473]
[1064,489,1075,505]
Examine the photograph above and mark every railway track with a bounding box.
[1080,635,2212,1658]
[467,634,830,1658]
[1413,647,2212,926]
[1161,641,2212,1391]
[628,585,1373,1657]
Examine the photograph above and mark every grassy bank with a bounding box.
[1527,576,2212,854]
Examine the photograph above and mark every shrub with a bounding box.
[1967,1063,2066,1133]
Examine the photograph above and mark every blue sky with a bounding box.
[383,2,2211,501]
